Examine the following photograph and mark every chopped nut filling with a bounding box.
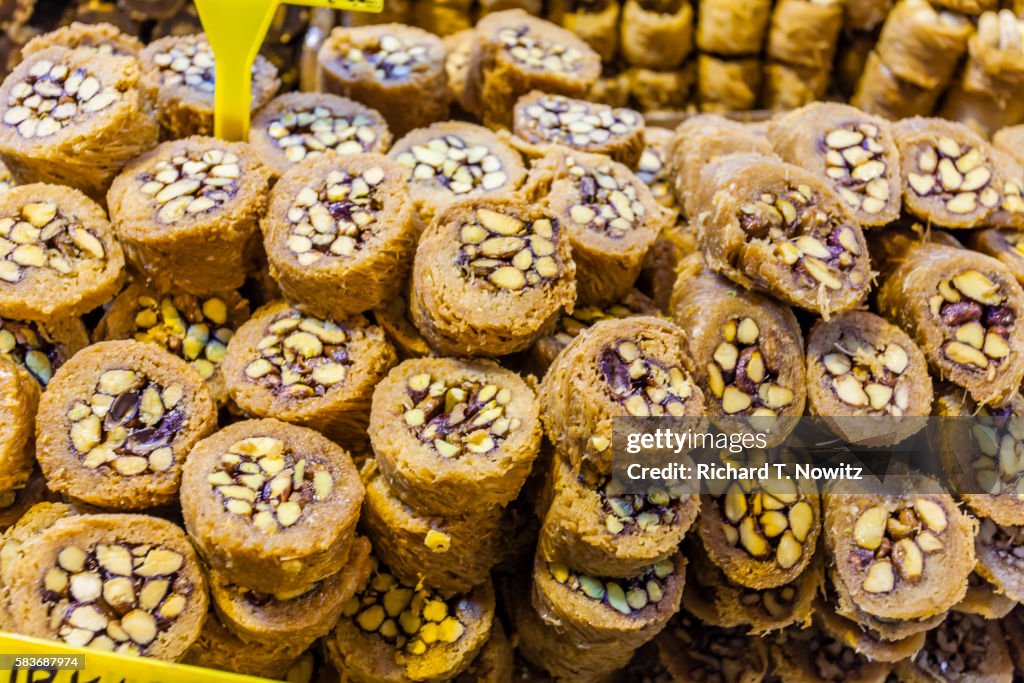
[130,294,233,381]
[0,200,106,284]
[906,136,1000,216]
[394,135,508,195]
[601,339,695,417]
[42,542,191,654]
[969,405,1024,496]
[519,94,641,149]
[331,33,434,81]
[670,613,759,683]
[455,208,564,290]
[3,58,119,139]
[553,302,642,346]
[399,372,520,459]
[0,317,64,385]
[208,436,334,531]
[821,123,893,215]
[978,517,1024,569]
[635,143,673,208]
[927,269,1015,380]
[850,498,949,594]
[284,167,385,266]
[136,148,240,224]
[496,25,587,73]
[820,330,912,415]
[264,106,381,164]
[341,558,468,655]
[547,559,675,615]
[585,467,684,535]
[150,35,218,94]
[706,317,796,417]
[243,311,353,398]
[718,478,815,570]
[913,612,991,678]
[563,156,647,239]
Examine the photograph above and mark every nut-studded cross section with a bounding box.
[394,135,508,195]
[851,498,949,594]
[332,34,433,81]
[0,200,106,284]
[821,330,912,415]
[635,144,673,207]
[588,467,683,535]
[0,317,63,385]
[719,478,815,570]
[707,316,795,417]
[151,35,217,94]
[3,58,119,139]
[497,26,586,73]
[600,338,694,417]
[907,137,1000,216]
[821,122,892,215]
[266,106,381,165]
[137,148,241,224]
[968,405,1024,496]
[243,311,352,398]
[455,208,562,291]
[928,269,1015,380]
[131,294,233,381]
[564,157,646,239]
[520,94,641,149]
[547,559,675,615]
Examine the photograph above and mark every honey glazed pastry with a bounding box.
[546,0,621,63]
[0,355,39,492]
[634,127,677,213]
[955,571,1017,620]
[761,62,833,113]
[627,64,697,114]
[813,595,927,664]
[619,0,694,70]
[765,0,845,72]
[851,51,943,121]
[696,55,762,115]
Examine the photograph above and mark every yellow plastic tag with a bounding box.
[194,0,382,141]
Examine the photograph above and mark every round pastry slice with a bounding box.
[0,183,124,322]
[180,418,363,593]
[814,596,926,665]
[769,618,892,683]
[4,513,208,659]
[955,571,1017,619]
[0,356,39,492]
[0,315,89,387]
[36,340,217,510]
[896,611,1013,683]
[20,21,143,58]
[975,517,1024,603]
[656,610,769,683]
[180,612,306,679]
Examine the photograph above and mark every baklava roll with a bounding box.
[875,0,972,91]
[546,0,620,62]
[345,0,410,27]
[180,418,363,593]
[851,51,942,120]
[409,197,576,357]
[261,154,419,319]
[21,21,143,57]
[657,611,769,683]
[181,612,305,679]
[627,63,697,114]
[814,596,927,664]
[895,611,1013,682]
[107,137,273,296]
[0,183,124,322]
[140,33,279,138]
[249,92,392,178]
[0,356,38,492]
[221,301,397,443]
[994,124,1024,166]
[36,340,217,510]
[761,62,831,112]
[0,46,157,201]
[619,0,694,69]
[0,474,57,533]
[317,24,447,137]
[984,149,1024,230]
[975,517,1024,603]
[968,229,1024,287]
[0,316,88,388]
[956,571,1016,619]
[696,55,761,114]
[372,289,436,361]
[770,619,892,683]
[695,0,772,55]
[845,0,894,31]
[766,0,844,70]
[0,502,76,626]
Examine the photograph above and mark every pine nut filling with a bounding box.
[243,311,353,398]
[455,208,563,291]
[978,518,1024,570]
[3,58,119,139]
[130,294,233,381]
[400,372,520,459]
[208,436,334,531]
[41,542,191,654]
[520,95,641,149]
[332,34,433,81]
[719,478,815,570]
[600,339,695,417]
[927,269,1015,380]
[820,331,913,415]
[821,123,892,215]
[137,149,241,224]
[341,559,469,656]
[636,145,672,207]
[394,135,509,195]
[0,200,107,284]
[906,137,1000,216]
[266,106,380,165]
[151,36,217,94]
[564,158,646,239]
[707,317,796,417]
[584,467,684,536]
[497,26,586,73]
[285,167,385,267]
[0,318,62,385]
[553,303,638,346]
[851,498,949,594]
[968,406,1024,497]
[914,612,990,677]
[66,369,185,476]
[670,616,753,683]
[547,559,675,615]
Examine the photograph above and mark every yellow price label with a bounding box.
[194,0,383,141]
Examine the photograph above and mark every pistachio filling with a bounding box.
[563,156,646,239]
[0,200,106,284]
[821,122,893,215]
[130,294,233,381]
[913,612,990,677]
[455,208,563,290]
[0,317,63,385]
[243,311,352,397]
[265,106,381,164]
[850,498,949,594]
[968,405,1024,496]
[285,167,385,266]
[332,33,433,81]
[552,302,639,346]
[394,134,508,195]
[585,467,685,535]
[137,148,240,224]
[519,94,641,149]
[635,143,673,208]
[42,542,190,654]
[820,329,912,415]
[906,136,1000,216]
[600,339,695,417]
[341,558,468,655]
[496,25,587,73]
[547,559,675,615]
[208,436,333,531]
[151,35,217,94]
[927,269,1015,380]
[3,58,119,139]
[977,517,1024,569]
[719,478,815,570]
[706,317,796,417]
[670,613,758,683]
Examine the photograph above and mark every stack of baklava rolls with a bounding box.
[762,0,845,110]
[694,0,771,112]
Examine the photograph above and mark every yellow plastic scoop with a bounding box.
[194,0,382,141]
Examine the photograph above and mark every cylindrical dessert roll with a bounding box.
[588,66,632,109]
[538,316,704,474]
[877,245,1024,406]
[181,612,305,679]
[984,149,1024,230]
[814,595,927,664]
[866,223,964,281]
[139,33,279,138]
[696,0,771,55]
[767,102,902,227]
[696,55,761,114]
[0,474,57,533]
[317,24,447,138]
[0,183,124,322]
[372,289,435,361]
[36,340,216,509]
[0,315,88,388]
[21,21,143,58]
[463,10,602,130]
[635,127,677,212]
[0,46,157,202]
[409,197,576,357]
[4,513,207,659]
[875,0,972,91]
[629,64,698,114]
[180,418,363,593]
[410,0,473,37]
[0,502,76,625]
[545,0,620,62]
[766,0,844,72]
[994,124,1024,166]
[221,301,396,442]
[619,0,693,69]
[249,92,392,178]
[389,121,527,225]
[695,153,872,317]
[975,517,1024,603]
[851,51,942,120]
[0,357,38,492]
[956,571,1016,619]
[511,92,645,168]
[761,62,831,112]
[444,29,474,114]
[326,556,495,682]
[261,154,419,319]
[369,357,541,515]
[896,612,1013,682]
[770,619,893,683]
[968,230,1024,287]
[107,137,272,296]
